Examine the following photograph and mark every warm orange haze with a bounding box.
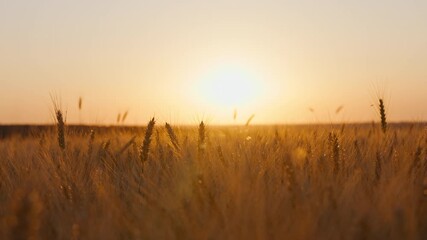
[2,1,427,240]
[1,1,427,124]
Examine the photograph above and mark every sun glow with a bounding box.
[197,64,264,109]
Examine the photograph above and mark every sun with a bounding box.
[197,64,263,109]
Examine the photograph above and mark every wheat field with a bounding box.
[1,119,427,240]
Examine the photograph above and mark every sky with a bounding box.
[1,0,427,125]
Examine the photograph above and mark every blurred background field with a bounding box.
[1,122,427,239]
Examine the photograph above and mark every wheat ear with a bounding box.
[140,117,156,162]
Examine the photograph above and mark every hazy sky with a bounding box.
[1,0,427,125]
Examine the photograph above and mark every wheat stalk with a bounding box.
[122,111,129,123]
[217,145,226,165]
[55,109,66,150]
[87,130,95,158]
[198,121,206,154]
[375,151,382,182]
[165,122,180,151]
[116,136,136,157]
[78,97,82,110]
[328,133,340,177]
[50,94,66,150]
[379,98,387,134]
[140,117,156,163]
[245,114,255,127]
[117,113,121,124]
